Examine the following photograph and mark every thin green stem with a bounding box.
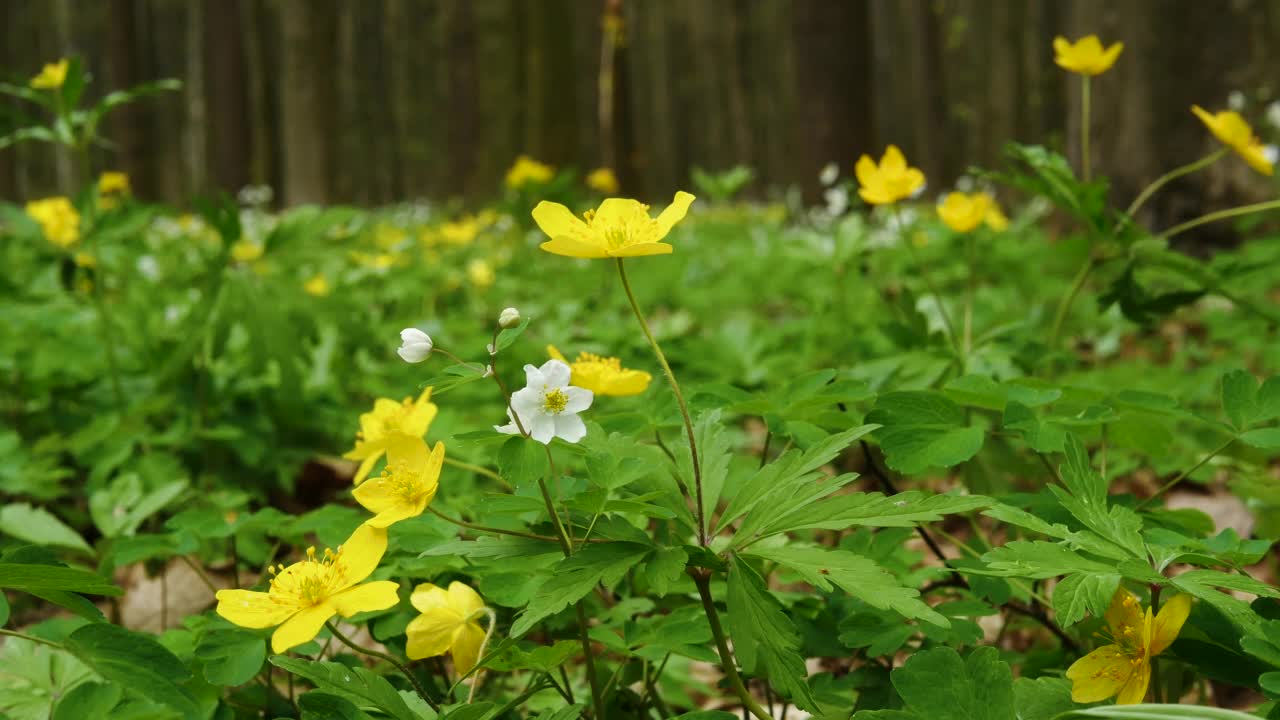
[896,207,959,356]
[1123,149,1227,223]
[1150,585,1163,703]
[427,506,596,544]
[0,628,63,649]
[466,608,498,703]
[85,233,126,410]
[575,602,606,718]
[1159,198,1280,240]
[179,555,219,595]
[963,233,976,362]
[1081,75,1091,182]
[1138,436,1237,509]
[325,621,439,711]
[442,456,510,490]
[616,258,706,545]
[690,570,772,720]
[1048,252,1097,354]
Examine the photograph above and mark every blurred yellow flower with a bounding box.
[586,167,620,194]
[1066,588,1190,705]
[1053,35,1123,76]
[30,59,69,89]
[353,433,443,528]
[466,258,495,288]
[439,217,480,246]
[505,155,555,189]
[215,524,399,654]
[533,191,695,259]
[97,171,131,210]
[854,146,925,206]
[231,240,264,264]
[1192,105,1274,176]
[73,252,96,268]
[936,192,993,233]
[405,581,488,674]
[26,197,81,248]
[548,345,651,396]
[984,203,1010,231]
[374,224,408,250]
[304,274,330,297]
[344,388,437,484]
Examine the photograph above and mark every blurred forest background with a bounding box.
[3,0,1280,219]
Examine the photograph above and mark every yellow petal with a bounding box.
[1104,587,1144,641]
[605,369,652,396]
[1237,142,1275,176]
[858,185,895,206]
[353,476,403,517]
[410,583,451,614]
[531,201,588,239]
[854,155,878,187]
[272,603,337,653]
[386,433,430,470]
[592,198,650,227]
[1066,644,1134,703]
[216,589,298,629]
[547,345,568,362]
[540,236,610,259]
[406,606,464,660]
[448,581,485,618]
[882,145,907,173]
[608,241,674,257]
[330,581,401,617]
[337,524,387,587]
[1052,37,1072,56]
[654,191,696,238]
[450,622,487,676]
[1100,42,1124,71]
[351,452,382,486]
[1115,659,1151,704]
[1150,593,1190,656]
[1078,35,1103,56]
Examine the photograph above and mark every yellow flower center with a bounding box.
[380,458,428,504]
[268,546,347,606]
[576,352,622,372]
[543,388,569,414]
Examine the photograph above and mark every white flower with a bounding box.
[397,328,433,363]
[1228,90,1246,111]
[1267,101,1280,131]
[819,162,840,186]
[823,186,849,216]
[495,359,592,444]
[498,307,521,328]
[1264,145,1280,167]
[136,255,160,280]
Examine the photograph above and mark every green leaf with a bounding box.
[726,556,819,711]
[1012,677,1076,720]
[1239,428,1280,449]
[298,692,374,720]
[1172,569,1280,599]
[747,545,947,626]
[510,542,651,636]
[494,315,532,352]
[0,504,93,554]
[0,562,121,596]
[677,410,733,537]
[867,392,984,473]
[856,646,1015,720]
[1222,370,1259,430]
[497,436,549,488]
[1052,572,1120,627]
[0,634,95,720]
[271,656,421,720]
[643,546,688,596]
[1053,704,1263,719]
[766,491,992,537]
[64,623,198,716]
[194,627,267,686]
[52,681,123,720]
[981,541,1118,579]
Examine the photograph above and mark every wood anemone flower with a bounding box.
[1053,35,1124,76]
[353,433,444,528]
[547,344,651,397]
[532,191,696,259]
[854,145,925,206]
[344,387,438,484]
[1192,105,1275,176]
[1066,587,1191,705]
[405,581,488,675]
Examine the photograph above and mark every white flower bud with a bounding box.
[486,342,496,356]
[483,365,494,378]
[498,307,521,328]
[397,328,433,363]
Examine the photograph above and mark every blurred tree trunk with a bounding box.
[278,0,334,205]
[203,0,251,194]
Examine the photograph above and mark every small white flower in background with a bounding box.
[909,181,928,200]
[1228,90,1246,111]
[1264,145,1280,167]
[498,307,521,328]
[1267,101,1280,131]
[823,186,849,217]
[136,255,160,280]
[955,175,975,192]
[819,162,840,186]
[397,328,433,363]
[495,359,593,444]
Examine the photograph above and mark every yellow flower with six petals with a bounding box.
[936,192,994,233]
[352,433,444,528]
[547,345,651,396]
[215,523,399,654]
[1066,587,1190,705]
[533,191,695,259]
[405,581,489,674]
[344,388,438,484]
[586,167,620,194]
[1191,105,1274,176]
[30,59,69,89]
[1053,35,1124,76]
[854,146,925,206]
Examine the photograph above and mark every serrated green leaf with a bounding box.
[644,546,688,596]
[52,681,123,720]
[1222,370,1259,430]
[497,436,549,488]
[0,504,93,554]
[1239,427,1280,449]
[862,646,1015,720]
[298,692,374,720]
[726,556,819,711]
[1052,573,1119,627]
[1012,677,1076,720]
[511,542,651,636]
[1172,569,1280,599]
[194,627,267,685]
[64,624,197,716]
[0,562,121,596]
[980,541,1118,579]
[867,392,984,473]
[271,656,421,720]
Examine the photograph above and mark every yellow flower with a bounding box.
[505,155,555,190]
[586,167,620,194]
[30,59,69,89]
[231,240,264,264]
[466,258,495,288]
[215,524,399,654]
[405,581,488,674]
[25,197,81,249]
[1066,587,1190,705]
[303,274,330,297]
[547,345,651,396]
[1192,105,1274,176]
[1053,35,1124,76]
[533,191,695,259]
[984,203,1010,231]
[73,252,96,268]
[96,171,131,211]
[854,146,925,206]
[936,192,993,233]
[373,224,408,250]
[353,434,443,528]
[344,388,438,484]
[439,217,480,246]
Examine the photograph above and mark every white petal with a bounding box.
[553,414,587,443]
[562,386,593,413]
[398,345,428,363]
[523,364,545,388]
[528,415,556,444]
[510,387,542,416]
[494,421,520,435]
[539,359,571,388]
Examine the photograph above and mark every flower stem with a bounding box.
[690,569,772,720]
[1158,198,1280,240]
[179,555,219,595]
[1123,149,1227,223]
[427,506,600,544]
[324,621,438,710]
[0,628,63,649]
[466,608,498,703]
[615,258,706,545]
[442,456,510,490]
[1138,435,1237,509]
[1081,75,1091,182]
[1048,252,1097,356]
[895,207,960,357]
[963,233,976,362]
